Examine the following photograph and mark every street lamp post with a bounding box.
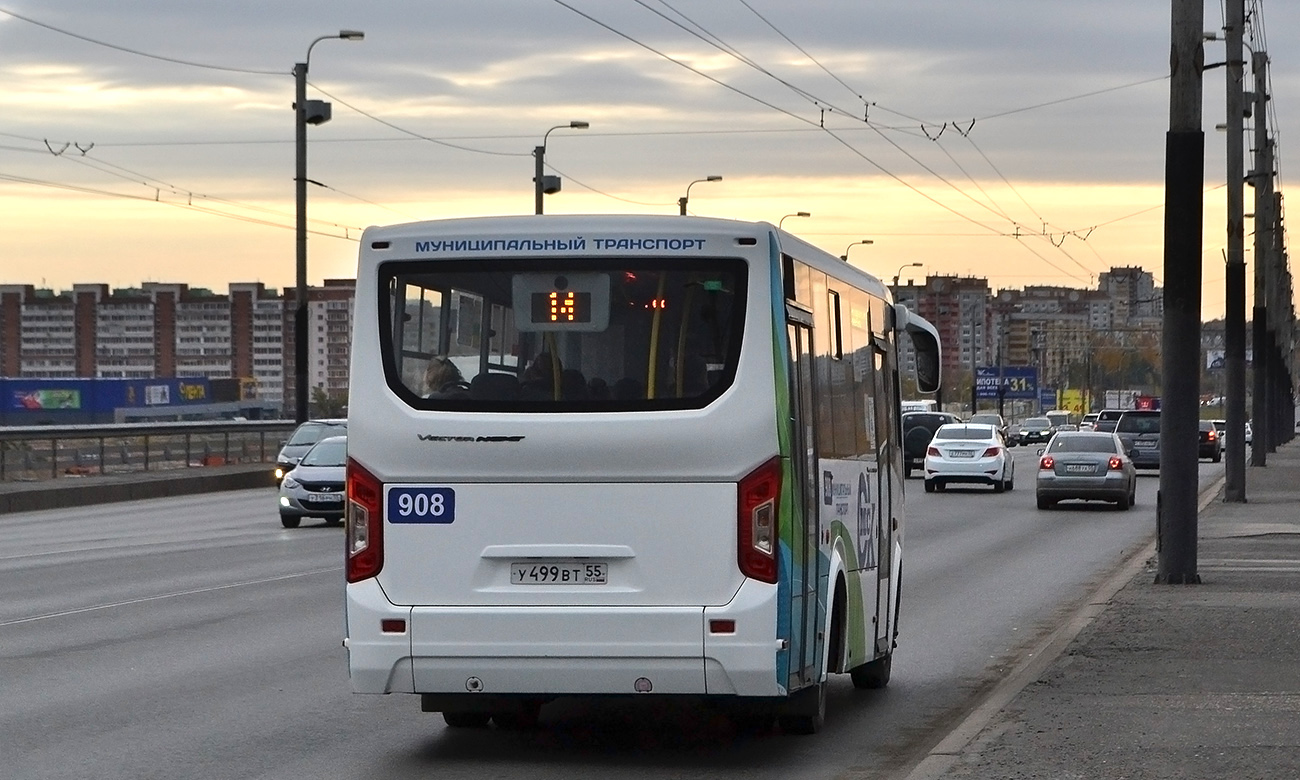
[893,261,923,288]
[294,29,363,424]
[778,211,810,230]
[534,121,589,215]
[678,175,722,215]
[839,239,874,261]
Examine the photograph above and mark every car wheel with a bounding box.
[992,479,1005,494]
[904,464,913,479]
[1036,495,1053,510]
[1212,451,1222,463]
[324,516,342,526]
[924,479,936,493]
[935,480,946,492]
[1116,491,1131,510]
[279,512,301,529]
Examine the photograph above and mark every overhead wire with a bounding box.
[0,6,284,76]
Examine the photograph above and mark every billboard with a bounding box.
[975,366,1038,400]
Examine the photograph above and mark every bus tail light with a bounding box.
[346,457,384,583]
[1039,456,1055,470]
[738,457,781,584]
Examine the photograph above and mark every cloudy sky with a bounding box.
[0,0,1295,318]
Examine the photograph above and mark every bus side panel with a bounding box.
[767,235,796,692]
[821,458,878,669]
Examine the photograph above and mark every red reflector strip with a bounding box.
[381,619,406,634]
[709,619,736,634]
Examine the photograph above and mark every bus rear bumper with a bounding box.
[346,579,783,699]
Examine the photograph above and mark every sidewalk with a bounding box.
[0,463,275,515]
[913,441,1300,779]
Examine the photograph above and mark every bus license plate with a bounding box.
[511,562,608,585]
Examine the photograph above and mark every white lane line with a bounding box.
[0,566,340,628]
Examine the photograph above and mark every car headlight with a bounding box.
[275,466,287,480]
[282,476,301,489]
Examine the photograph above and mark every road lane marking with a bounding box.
[0,566,340,628]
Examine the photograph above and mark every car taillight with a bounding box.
[1040,456,1055,470]
[1207,430,1217,441]
[737,457,780,584]
[983,446,1002,458]
[927,446,940,457]
[346,457,384,583]
[1108,456,1123,470]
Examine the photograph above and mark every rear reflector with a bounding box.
[710,619,736,634]
[381,619,406,634]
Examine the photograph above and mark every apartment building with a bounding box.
[0,280,356,415]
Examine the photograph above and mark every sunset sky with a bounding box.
[0,1,1296,320]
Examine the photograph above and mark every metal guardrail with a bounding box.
[0,421,298,483]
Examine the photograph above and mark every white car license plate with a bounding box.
[305,493,342,503]
[511,562,608,585]
[1065,464,1095,473]
[949,450,976,459]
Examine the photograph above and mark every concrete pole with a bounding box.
[1251,51,1271,466]
[294,61,310,425]
[1156,0,1204,584]
[1224,0,1247,500]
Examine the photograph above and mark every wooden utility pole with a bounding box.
[1156,0,1204,584]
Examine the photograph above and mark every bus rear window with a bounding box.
[378,258,746,411]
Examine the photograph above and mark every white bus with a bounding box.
[343,215,941,734]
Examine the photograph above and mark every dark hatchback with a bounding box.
[1198,419,1222,462]
[902,411,961,478]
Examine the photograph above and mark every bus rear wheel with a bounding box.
[850,653,892,689]
[778,680,826,735]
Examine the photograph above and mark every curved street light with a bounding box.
[778,211,810,230]
[534,121,589,215]
[840,239,874,261]
[893,261,924,288]
[678,175,722,215]
[294,29,364,424]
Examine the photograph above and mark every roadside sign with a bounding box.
[975,366,1038,400]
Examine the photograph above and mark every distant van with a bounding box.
[900,400,937,414]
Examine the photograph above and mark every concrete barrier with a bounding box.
[0,464,276,515]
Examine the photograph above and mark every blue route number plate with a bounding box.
[387,486,456,524]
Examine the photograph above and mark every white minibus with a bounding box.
[343,215,940,734]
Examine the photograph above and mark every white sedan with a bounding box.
[923,423,1014,493]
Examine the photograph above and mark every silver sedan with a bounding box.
[1035,431,1137,510]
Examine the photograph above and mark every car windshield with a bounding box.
[381,258,746,412]
[300,438,347,467]
[1023,418,1051,430]
[287,423,346,446]
[1116,413,1160,434]
[934,424,995,440]
[1048,435,1120,454]
[969,415,1001,426]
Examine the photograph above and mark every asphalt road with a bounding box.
[0,451,1221,780]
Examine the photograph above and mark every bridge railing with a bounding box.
[0,421,298,483]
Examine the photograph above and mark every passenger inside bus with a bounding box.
[423,357,469,398]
